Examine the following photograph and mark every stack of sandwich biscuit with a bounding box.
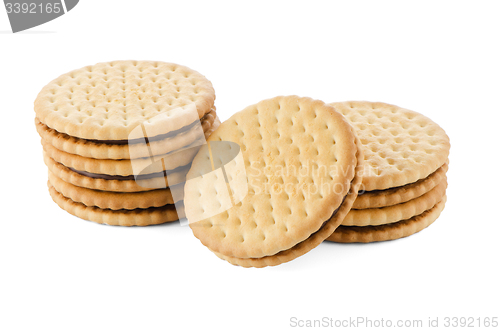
[35,60,219,226]
[35,67,451,266]
[185,97,450,267]
[327,101,450,243]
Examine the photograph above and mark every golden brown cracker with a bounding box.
[328,196,447,243]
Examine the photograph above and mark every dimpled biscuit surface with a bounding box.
[35,60,215,140]
[330,101,450,191]
[208,137,364,268]
[187,96,358,259]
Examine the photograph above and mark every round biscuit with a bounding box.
[209,136,364,267]
[330,101,450,191]
[187,96,358,259]
[35,60,215,140]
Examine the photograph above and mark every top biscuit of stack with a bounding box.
[331,101,450,191]
[34,60,215,141]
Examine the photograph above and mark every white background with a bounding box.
[1,1,499,330]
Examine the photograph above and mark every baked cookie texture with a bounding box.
[35,60,215,140]
[330,101,450,191]
[36,61,218,226]
[353,163,448,209]
[186,96,361,266]
[48,183,184,226]
[342,177,447,226]
[211,137,364,268]
[327,101,450,243]
[42,118,220,193]
[329,197,447,243]
[35,64,451,257]
[36,108,216,159]
[48,171,178,210]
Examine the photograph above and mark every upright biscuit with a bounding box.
[330,101,450,191]
[210,137,364,267]
[186,96,358,261]
[35,60,215,140]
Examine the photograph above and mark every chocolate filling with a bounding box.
[68,165,190,181]
[357,165,445,196]
[86,113,211,145]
